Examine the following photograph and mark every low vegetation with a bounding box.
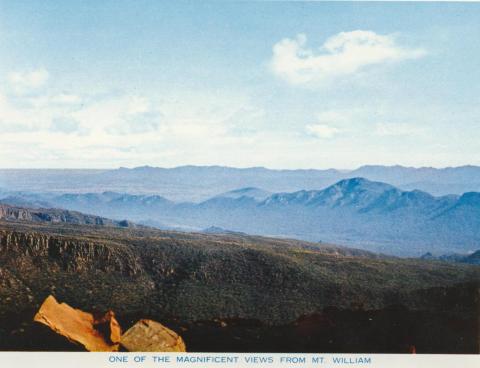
[0,220,478,352]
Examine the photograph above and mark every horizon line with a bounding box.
[0,163,480,171]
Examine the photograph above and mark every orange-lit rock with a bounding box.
[94,310,122,344]
[120,319,186,352]
[33,295,120,352]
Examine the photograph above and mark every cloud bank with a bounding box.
[8,69,50,94]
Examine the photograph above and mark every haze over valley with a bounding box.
[1,165,480,256]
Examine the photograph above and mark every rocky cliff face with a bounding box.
[0,220,479,352]
[0,204,134,228]
[0,230,141,275]
[0,205,32,221]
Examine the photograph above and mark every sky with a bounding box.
[0,1,479,169]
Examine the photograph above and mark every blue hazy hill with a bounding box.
[2,177,480,256]
[1,165,480,202]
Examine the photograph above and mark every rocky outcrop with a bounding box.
[34,295,121,352]
[0,230,141,275]
[33,296,185,352]
[0,204,134,228]
[120,320,186,352]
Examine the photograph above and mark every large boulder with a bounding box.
[33,295,121,352]
[120,319,186,352]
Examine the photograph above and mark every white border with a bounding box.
[0,353,479,368]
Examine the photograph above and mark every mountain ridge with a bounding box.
[2,164,480,201]
[2,178,480,255]
[0,203,136,228]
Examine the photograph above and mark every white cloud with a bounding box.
[0,92,50,131]
[303,110,355,139]
[0,83,271,168]
[26,93,82,108]
[306,124,341,139]
[70,94,165,135]
[271,31,426,85]
[7,69,49,93]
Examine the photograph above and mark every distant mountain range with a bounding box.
[1,164,480,201]
[2,177,480,256]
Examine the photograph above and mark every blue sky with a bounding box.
[0,1,479,169]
